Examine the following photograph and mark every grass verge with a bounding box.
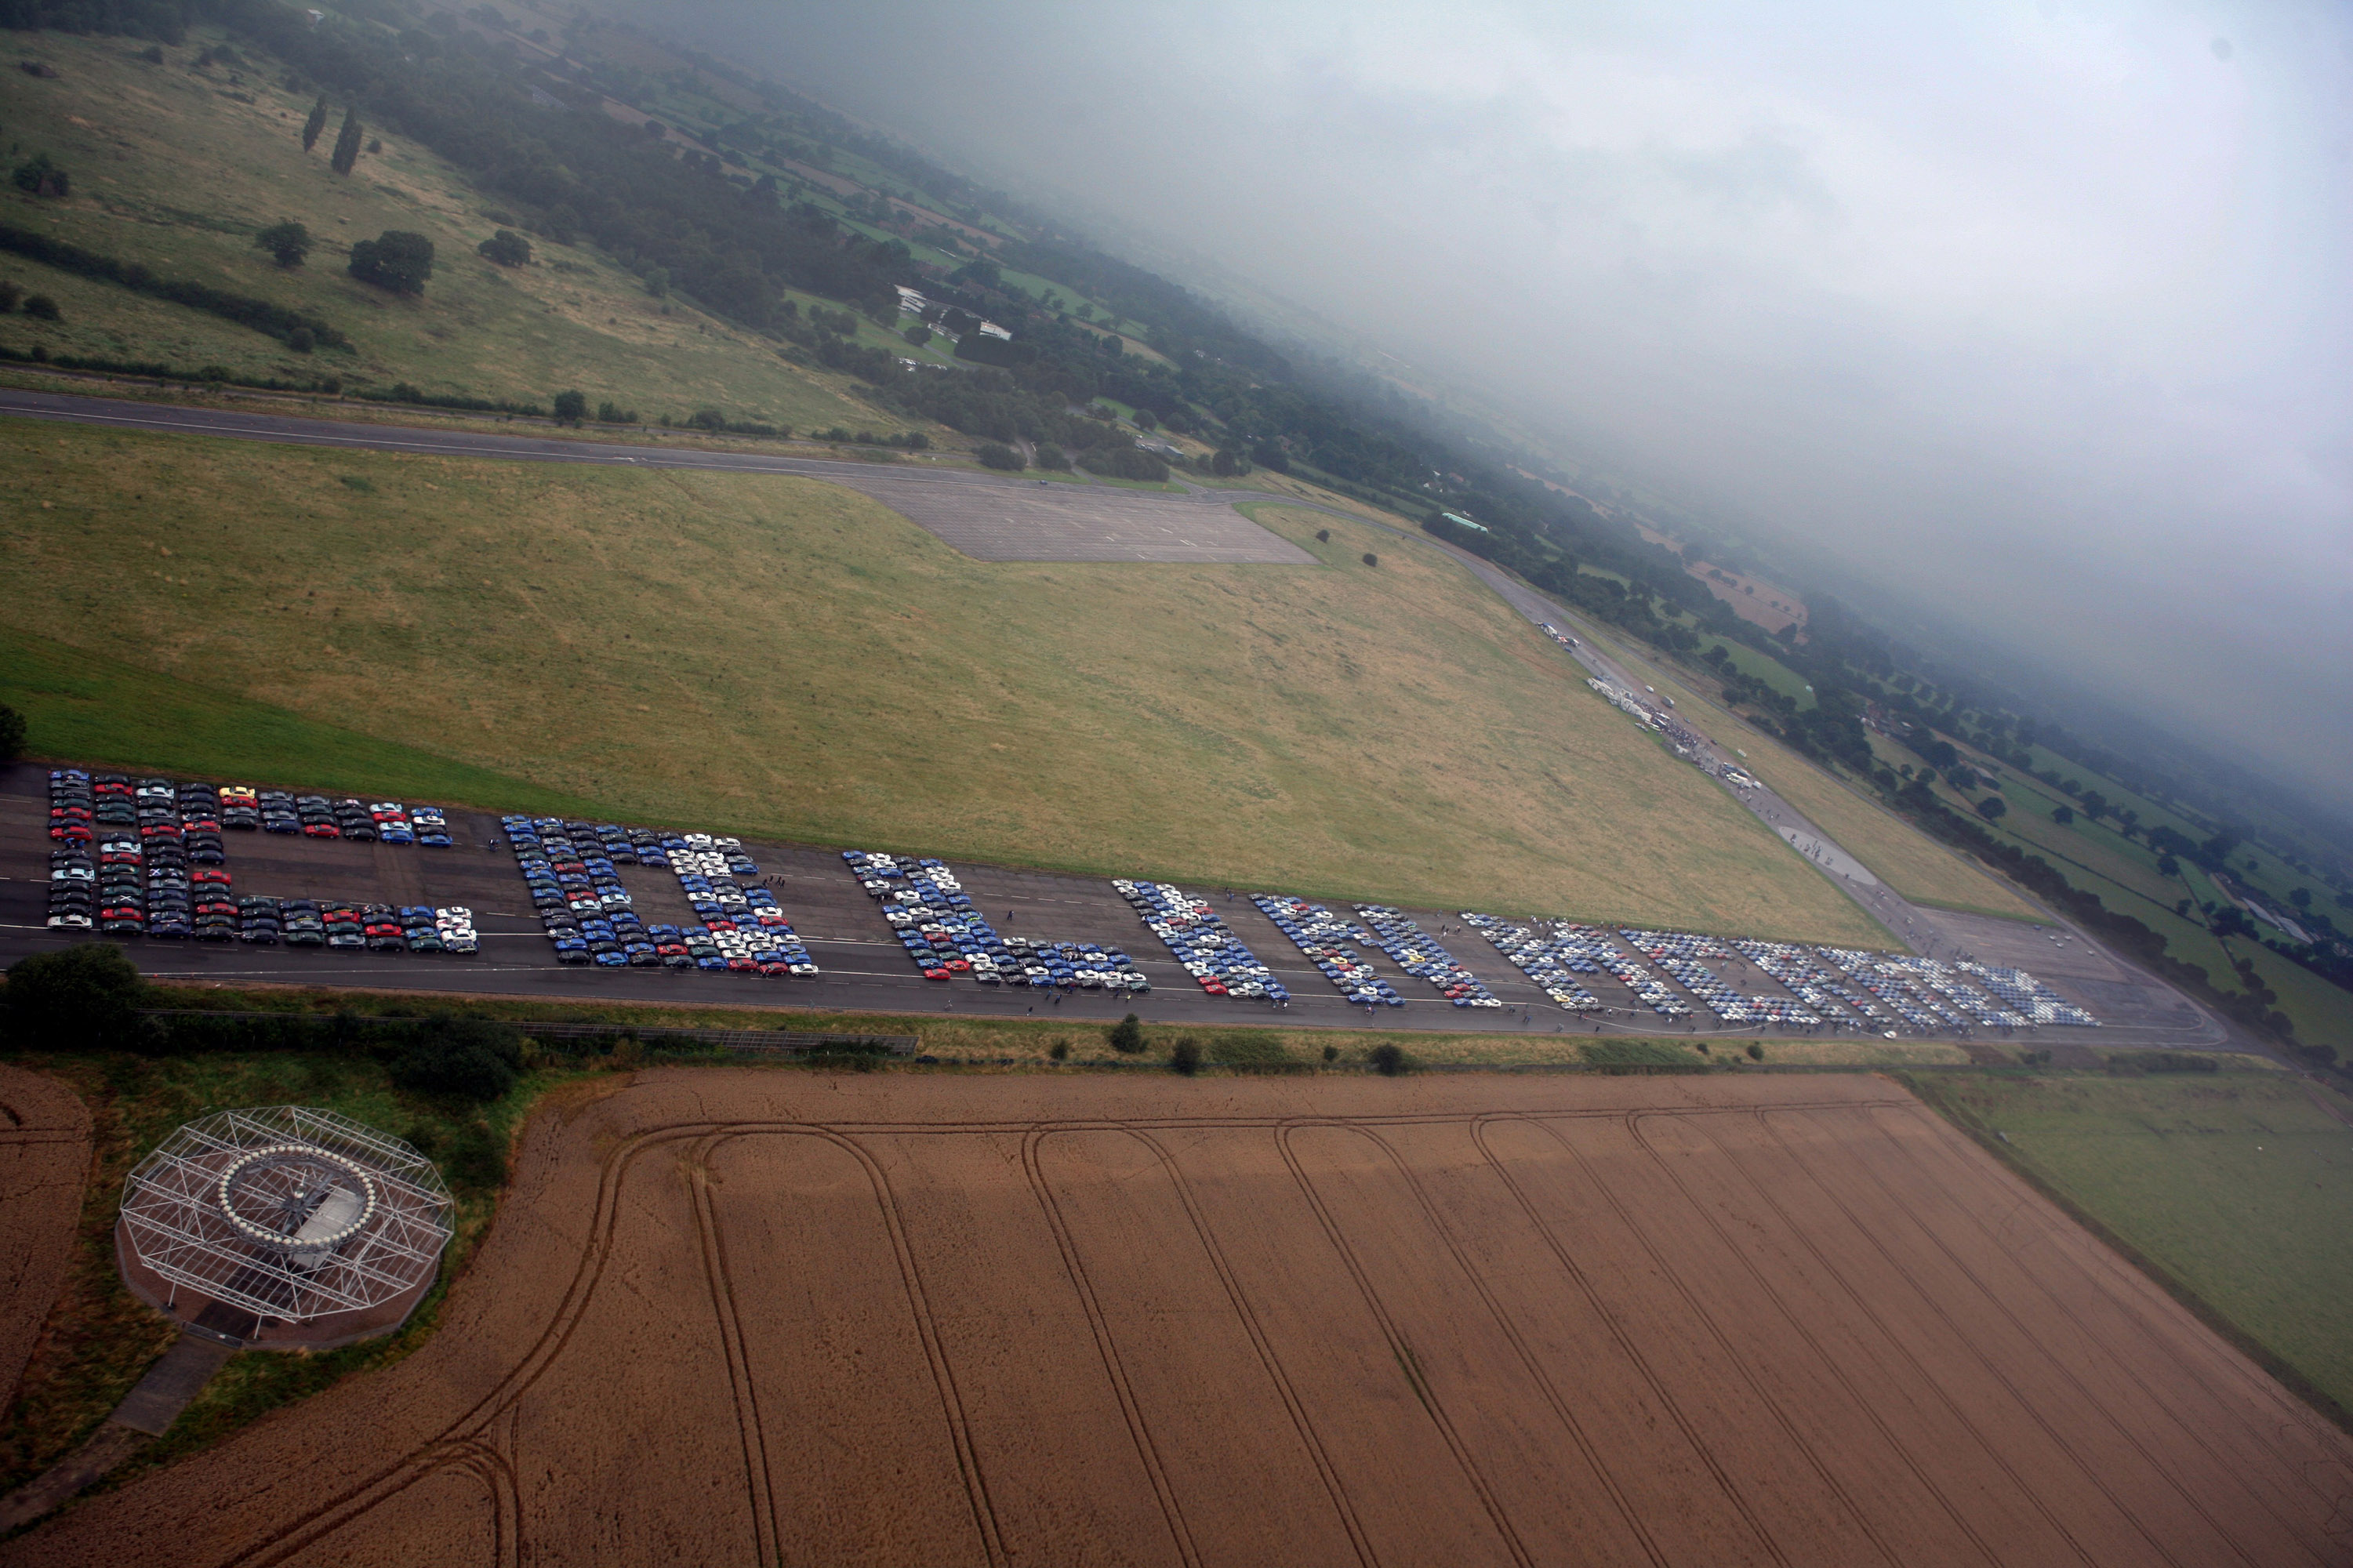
[1902,1065,2353,1427]
[0,1046,581,1515]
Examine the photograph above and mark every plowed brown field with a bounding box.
[15,1071,2352,1566]
[0,1064,90,1406]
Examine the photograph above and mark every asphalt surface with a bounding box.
[0,387,1313,564]
[2,383,2237,1052]
[8,766,2214,1048]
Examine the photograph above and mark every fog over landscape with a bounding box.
[666,0,2351,811]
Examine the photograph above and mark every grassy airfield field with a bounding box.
[0,428,1883,941]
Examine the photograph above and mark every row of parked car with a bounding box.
[664,840,817,974]
[1117,881,1288,1001]
[1614,926,1826,1026]
[1956,961,2097,1027]
[1251,895,1405,1007]
[227,899,477,952]
[1353,906,1501,1007]
[38,771,2101,1030]
[503,816,816,974]
[848,851,1149,992]
[1462,915,1604,1011]
[1735,940,1896,1026]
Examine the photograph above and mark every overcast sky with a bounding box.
[664,0,2351,813]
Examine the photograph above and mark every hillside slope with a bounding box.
[0,31,909,432]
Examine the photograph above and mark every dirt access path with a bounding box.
[11,1069,2350,1566]
[0,1065,91,1411]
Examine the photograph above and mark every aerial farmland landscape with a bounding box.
[1,0,2348,1562]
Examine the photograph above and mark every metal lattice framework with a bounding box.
[119,1107,454,1326]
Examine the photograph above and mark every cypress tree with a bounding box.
[329,107,363,176]
[301,93,328,152]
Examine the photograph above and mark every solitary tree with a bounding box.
[477,228,532,267]
[10,154,69,198]
[1106,1014,1146,1054]
[1361,552,1379,568]
[301,93,329,152]
[1169,1038,1201,1076]
[329,106,363,175]
[0,700,24,760]
[1368,1043,1407,1076]
[550,389,586,425]
[2,944,149,1053]
[347,230,434,294]
[253,220,310,268]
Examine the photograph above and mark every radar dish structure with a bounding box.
[119,1106,454,1328]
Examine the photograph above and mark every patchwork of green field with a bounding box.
[0,429,1884,941]
[0,31,902,434]
[1923,757,2352,1045]
[1908,1067,2353,1420]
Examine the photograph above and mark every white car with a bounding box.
[46,913,93,929]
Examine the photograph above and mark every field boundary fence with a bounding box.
[133,1011,917,1058]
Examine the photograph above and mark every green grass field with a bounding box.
[1907,1067,2353,1421]
[1920,757,2353,1045]
[1695,632,1815,707]
[0,31,909,434]
[0,427,1883,940]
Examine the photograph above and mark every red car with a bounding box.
[49,805,91,821]
[303,822,340,838]
[192,869,232,886]
[49,822,91,842]
[726,957,760,973]
[759,962,793,977]
[923,967,951,981]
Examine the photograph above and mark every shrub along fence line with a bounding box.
[0,223,349,348]
[130,1010,917,1058]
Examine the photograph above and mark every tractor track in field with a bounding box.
[15,1074,2351,1568]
